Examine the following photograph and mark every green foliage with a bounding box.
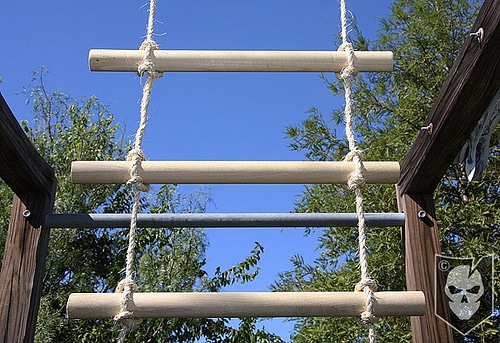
[277,0,499,341]
[0,68,280,342]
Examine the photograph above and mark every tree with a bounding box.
[0,68,284,342]
[273,0,499,342]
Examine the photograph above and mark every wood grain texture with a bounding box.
[89,50,394,73]
[398,192,453,343]
[0,94,56,343]
[398,0,500,194]
[0,93,56,196]
[0,192,55,343]
[71,161,400,185]
[67,291,425,319]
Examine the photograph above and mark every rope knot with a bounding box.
[344,149,364,162]
[337,42,358,79]
[355,278,378,292]
[359,310,377,325]
[344,149,366,190]
[126,149,150,192]
[116,278,140,293]
[138,40,163,79]
[127,149,147,162]
[356,278,378,326]
[114,278,140,322]
[347,166,366,190]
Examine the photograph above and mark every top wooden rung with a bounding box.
[89,50,393,73]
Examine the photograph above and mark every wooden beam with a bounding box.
[71,161,400,185]
[0,93,56,197]
[89,50,394,73]
[398,192,453,343]
[398,0,500,194]
[66,291,425,319]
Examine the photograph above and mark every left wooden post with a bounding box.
[0,93,56,343]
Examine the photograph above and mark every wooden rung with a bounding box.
[71,161,400,185]
[89,50,394,73]
[67,291,425,319]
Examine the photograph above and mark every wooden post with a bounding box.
[0,193,55,342]
[0,93,56,343]
[396,2,500,341]
[397,192,453,342]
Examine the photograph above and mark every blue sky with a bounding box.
[0,1,393,340]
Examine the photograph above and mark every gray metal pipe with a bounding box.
[45,213,404,228]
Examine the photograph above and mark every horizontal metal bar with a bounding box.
[46,212,405,228]
[89,49,394,73]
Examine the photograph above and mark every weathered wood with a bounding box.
[89,50,394,73]
[398,0,500,194]
[71,161,400,185]
[0,93,56,196]
[397,192,453,343]
[67,291,425,319]
[0,93,56,343]
[0,192,55,343]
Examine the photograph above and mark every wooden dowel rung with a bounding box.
[71,161,400,185]
[89,50,394,73]
[67,291,425,319]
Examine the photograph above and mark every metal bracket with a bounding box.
[470,27,484,44]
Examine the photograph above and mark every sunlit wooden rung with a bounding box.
[71,161,400,185]
[66,291,425,319]
[89,50,394,73]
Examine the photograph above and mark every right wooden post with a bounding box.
[397,191,453,342]
[396,1,500,341]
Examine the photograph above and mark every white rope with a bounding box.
[115,0,163,341]
[338,0,377,342]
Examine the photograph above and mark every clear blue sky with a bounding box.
[0,1,393,340]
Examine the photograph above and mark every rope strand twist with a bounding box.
[339,0,377,342]
[115,0,162,342]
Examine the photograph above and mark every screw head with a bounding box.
[22,210,31,218]
[417,210,427,218]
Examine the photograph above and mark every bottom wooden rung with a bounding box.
[67,291,425,319]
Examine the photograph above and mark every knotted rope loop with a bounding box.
[344,148,364,162]
[138,40,163,79]
[355,278,378,333]
[337,42,358,79]
[347,163,366,190]
[126,149,150,192]
[114,278,141,342]
[127,148,147,162]
[116,278,140,293]
[355,278,378,292]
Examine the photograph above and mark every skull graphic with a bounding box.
[445,265,484,320]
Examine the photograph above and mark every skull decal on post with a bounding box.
[435,255,495,336]
[445,265,484,320]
